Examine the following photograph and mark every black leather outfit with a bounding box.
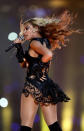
[21,38,70,105]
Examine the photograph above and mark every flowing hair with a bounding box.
[21,10,81,51]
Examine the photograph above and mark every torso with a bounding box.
[25,38,51,78]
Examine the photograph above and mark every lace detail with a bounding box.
[22,73,70,105]
[22,80,53,106]
[21,37,70,105]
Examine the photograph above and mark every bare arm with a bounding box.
[30,40,53,63]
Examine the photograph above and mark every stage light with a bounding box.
[2,106,12,131]
[61,90,75,131]
[8,32,18,41]
[11,123,20,131]
[80,56,84,64]
[80,90,84,131]
[49,0,68,7]
[0,97,8,108]
[40,109,49,131]
[81,112,84,131]
[34,114,40,123]
[34,8,46,17]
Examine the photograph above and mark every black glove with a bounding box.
[15,43,24,63]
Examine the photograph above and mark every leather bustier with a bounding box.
[24,38,51,79]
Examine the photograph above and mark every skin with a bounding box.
[14,23,57,128]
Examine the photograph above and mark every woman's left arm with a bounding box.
[30,40,53,63]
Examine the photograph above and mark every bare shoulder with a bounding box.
[30,40,45,49]
[30,40,52,56]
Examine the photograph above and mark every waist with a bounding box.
[26,71,48,82]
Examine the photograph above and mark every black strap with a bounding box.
[29,38,51,49]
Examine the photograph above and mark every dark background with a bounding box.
[0,0,84,131]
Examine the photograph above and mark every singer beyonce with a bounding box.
[13,10,79,131]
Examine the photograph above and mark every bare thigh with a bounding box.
[40,104,57,126]
[20,94,39,128]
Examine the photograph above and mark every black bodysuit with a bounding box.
[21,38,70,105]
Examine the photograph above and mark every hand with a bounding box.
[23,58,29,67]
[20,58,29,68]
[13,38,22,44]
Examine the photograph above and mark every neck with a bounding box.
[31,32,42,39]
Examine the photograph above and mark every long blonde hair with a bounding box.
[20,10,80,51]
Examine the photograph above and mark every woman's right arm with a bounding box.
[14,38,29,68]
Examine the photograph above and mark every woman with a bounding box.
[13,10,79,131]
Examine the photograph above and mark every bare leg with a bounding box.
[40,104,62,131]
[40,104,57,126]
[20,94,39,128]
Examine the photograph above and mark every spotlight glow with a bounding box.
[81,112,84,131]
[8,32,18,41]
[0,98,8,107]
[61,90,75,131]
[40,109,49,131]
[35,8,46,17]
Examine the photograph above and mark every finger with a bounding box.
[26,62,29,67]
[23,58,26,62]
